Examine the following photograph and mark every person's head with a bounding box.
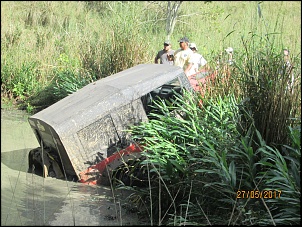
[163,40,172,51]
[225,47,234,62]
[283,48,290,63]
[178,37,189,50]
[189,43,198,52]
[225,47,233,55]
[283,48,290,56]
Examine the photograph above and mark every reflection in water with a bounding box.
[1,148,31,173]
[1,109,144,226]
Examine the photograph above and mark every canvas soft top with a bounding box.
[30,64,185,136]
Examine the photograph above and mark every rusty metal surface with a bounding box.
[28,64,190,178]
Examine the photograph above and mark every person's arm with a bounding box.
[184,52,194,76]
[184,63,193,76]
[196,56,208,73]
[155,51,159,64]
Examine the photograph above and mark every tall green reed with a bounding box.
[254,125,301,225]
[123,86,300,225]
[234,31,301,147]
[125,91,244,225]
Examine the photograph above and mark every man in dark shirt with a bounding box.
[155,40,175,65]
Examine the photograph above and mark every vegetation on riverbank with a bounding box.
[123,91,300,225]
[1,1,300,225]
[115,24,301,224]
[1,1,300,112]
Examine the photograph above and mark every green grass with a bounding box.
[120,89,300,225]
[1,1,300,225]
[1,1,300,104]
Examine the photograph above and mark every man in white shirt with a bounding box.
[173,37,194,76]
[185,43,209,92]
[187,43,207,77]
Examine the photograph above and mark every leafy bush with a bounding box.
[1,61,40,100]
[51,68,93,100]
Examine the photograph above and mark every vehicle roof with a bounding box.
[29,64,186,135]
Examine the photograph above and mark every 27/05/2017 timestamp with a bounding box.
[236,190,282,199]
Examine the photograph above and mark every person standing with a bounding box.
[225,47,234,65]
[283,48,295,94]
[187,43,207,77]
[173,37,194,76]
[155,40,175,65]
[283,48,291,68]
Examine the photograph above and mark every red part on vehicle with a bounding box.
[188,69,217,108]
[79,143,143,185]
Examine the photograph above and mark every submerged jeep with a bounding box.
[27,64,194,185]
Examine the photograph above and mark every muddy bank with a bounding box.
[1,108,147,226]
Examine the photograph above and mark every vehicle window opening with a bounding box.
[141,83,184,117]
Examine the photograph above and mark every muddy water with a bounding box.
[1,109,146,226]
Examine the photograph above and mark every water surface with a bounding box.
[1,109,145,226]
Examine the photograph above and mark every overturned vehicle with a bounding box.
[27,64,194,185]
